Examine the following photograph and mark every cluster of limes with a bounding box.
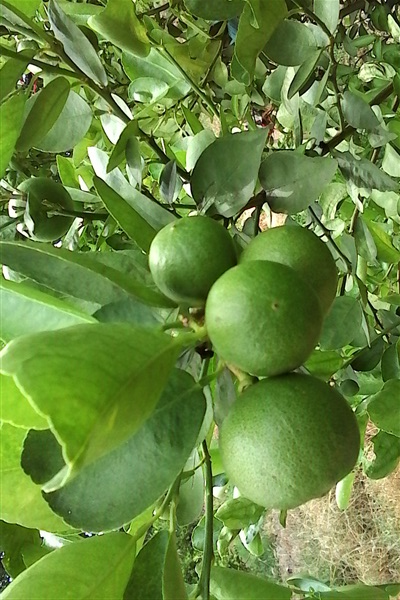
[150,215,360,510]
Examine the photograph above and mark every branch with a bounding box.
[197,440,214,600]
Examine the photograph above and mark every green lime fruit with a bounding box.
[220,373,360,510]
[240,226,338,314]
[19,177,75,242]
[148,216,237,307]
[205,261,323,377]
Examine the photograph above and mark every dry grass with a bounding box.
[264,465,400,588]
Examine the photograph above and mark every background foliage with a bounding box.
[0,0,399,598]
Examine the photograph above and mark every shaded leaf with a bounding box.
[0,323,185,483]
[304,349,344,380]
[342,91,380,131]
[0,278,95,343]
[265,19,318,66]
[210,566,291,600]
[367,379,400,436]
[287,50,321,99]
[313,0,339,34]
[176,450,204,526]
[259,151,337,214]
[232,0,287,85]
[107,120,140,173]
[88,0,149,57]
[191,129,268,217]
[48,0,108,87]
[43,370,206,531]
[0,56,30,103]
[183,0,244,20]
[0,92,26,179]
[1,532,136,600]
[124,530,187,600]
[0,521,44,578]
[16,78,70,152]
[381,342,400,381]
[382,143,400,177]
[366,221,400,263]
[215,497,264,530]
[335,151,398,192]
[319,296,363,350]
[365,431,400,479]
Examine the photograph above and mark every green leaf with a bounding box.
[160,161,182,205]
[124,530,188,600]
[89,147,175,231]
[1,0,40,17]
[215,497,264,530]
[94,298,159,327]
[0,56,30,103]
[342,91,380,131]
[335,471,356,511]
[367,379,400,437]
[183,0,244,20]
[319,296,363,350]
[107,120,141,173]
[366,221,400,263]
[0,521,45,578]
[48,0,108,88]
[264,19,319,66]
[304,349,344,379]
[16,77,70,152]
[88,0,149,57]
[0,278,95,342]
[0,241,173,308]
[43,370,206,531]
[93,177,156,253]
[335,151,398,192]
[122,49,191,100]
[191,129,268,217]
[313,0,339,34]
[354,216,378,262]
[0,92,26,179]
[365,431,400,479]
[259,151,337,214]
[0,423,66,531]
[210,567,291,600]
[232,0,288,85]
[34,90,92,153]
[382,143,400,177]
[318,583,390,600]
[56,0,103,24]
[0,532,136,599]
[0,374,48,430]
[0,323,184,481]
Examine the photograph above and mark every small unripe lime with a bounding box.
[148,216,237,307]
[19,177,74,242]
[205,260,322,377]
[240,226,338,314]
[220,374,360,510]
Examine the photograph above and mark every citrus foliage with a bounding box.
[0,1,400,599]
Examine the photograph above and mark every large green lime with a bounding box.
[240,226,338,314]
[19,177,75,242]
[205,260,322,376]
[148,216,237,307]
[220,373,360,510]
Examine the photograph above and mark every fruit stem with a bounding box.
[226,363,257,393]
[196,439,214,600]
